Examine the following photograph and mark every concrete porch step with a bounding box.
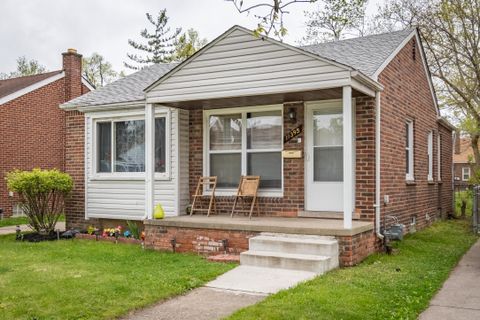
[240,250,332,273]
[250,233,338,258]
[298,211,361,220]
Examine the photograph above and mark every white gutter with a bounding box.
[375,91,384,239]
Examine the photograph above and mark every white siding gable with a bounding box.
[146,27,351,104]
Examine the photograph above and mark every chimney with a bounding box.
[454,131,461,155]
[62,48,82,102]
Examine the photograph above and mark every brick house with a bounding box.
[61,26,454,266]
[453,136,476,188]
[0,49,92,218]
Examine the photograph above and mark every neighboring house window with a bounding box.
[427,131,433,181]
[96,117,166,174]
[462,167,471,181]
[406,120,414,180]
[205,106,283,190]
[437,134,441,181]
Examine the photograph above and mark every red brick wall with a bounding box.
[0,51,88,218]
[355,97,376,221]
[189,103,305,217]
[378,38,453,231]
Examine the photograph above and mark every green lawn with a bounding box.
[0,235,234,319]
[229,220,478,320]
[0,214,65,228]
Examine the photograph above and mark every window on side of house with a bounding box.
[437,134,441,181]
[427,131,433,181]
[462,167,471,181]
[206,107,283,191]
[405,120,414,180]
[96,116,167,174]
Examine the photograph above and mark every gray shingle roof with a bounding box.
[301,28,414,76]
[63,28,414,109]
[62,63,176,108]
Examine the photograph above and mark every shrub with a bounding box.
[6,169,73,234]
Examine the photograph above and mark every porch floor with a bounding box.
[145,215,373,237]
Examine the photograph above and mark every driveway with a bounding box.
[419,239,480,320]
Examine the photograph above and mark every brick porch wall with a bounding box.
[144,224,376,267]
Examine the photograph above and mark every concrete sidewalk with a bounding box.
[0,222,66,235]
[419,239,480,320]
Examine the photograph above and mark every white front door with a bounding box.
[305,101,344,212]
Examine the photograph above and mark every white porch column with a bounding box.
[145,103,155,219]
[343,86,353,229]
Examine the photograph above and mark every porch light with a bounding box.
[288,108,297,122]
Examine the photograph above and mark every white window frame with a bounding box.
[406,120,414,181]
[437,134,441,181]
[203,104,284,197]
[462,167,471,181]
[91,109,170,181]
[427,131,433,181]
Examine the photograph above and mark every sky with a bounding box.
[0,0,382,75]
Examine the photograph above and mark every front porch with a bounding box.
[144,215,376,266]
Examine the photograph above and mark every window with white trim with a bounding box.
[462,167,471,181]
[405,120,414,180]
[437,134,441,180]
[427,131,433,181]
[206,106,283,190]
[96,116,167,174]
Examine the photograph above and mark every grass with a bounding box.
[0,235,234,319]
[228,220,478,320]
[455,190,473,217]
[0,214,65,228]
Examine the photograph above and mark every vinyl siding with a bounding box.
[146,29,350,103]
[85,106,181,220]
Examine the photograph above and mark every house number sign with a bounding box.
[284,125,303,143]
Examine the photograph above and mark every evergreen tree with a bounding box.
[124,9,181,70]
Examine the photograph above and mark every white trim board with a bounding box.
[82,77,96,91]
[0,72,65,105]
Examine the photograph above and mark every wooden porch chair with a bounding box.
[230,176,260,219]
[190,176,217,217]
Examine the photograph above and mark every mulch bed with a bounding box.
[21,231,64,242]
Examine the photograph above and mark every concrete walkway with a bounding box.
[123,264,318,319]
[420,239,480,320]
[123,287,265,320]
[0,222,66,235]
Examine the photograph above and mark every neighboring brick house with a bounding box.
[0,49,92,218]
[61,26,454,266]
[453,137,476,188]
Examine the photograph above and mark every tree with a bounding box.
[171,29,208,62]
[0,56,47,79]
[124,9,181,69]
[227,0,316,39]
[82,53,118,88]
[370,0,430,33]
[302,0,368,43]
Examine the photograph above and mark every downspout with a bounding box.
[375,91,384,239]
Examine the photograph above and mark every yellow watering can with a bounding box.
[153,204,165,219]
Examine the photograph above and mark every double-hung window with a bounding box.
[96,116,167,174]
[462,167,471,181]
[206,107,283,191]
[405,120,414,180]
[427,131,433,181]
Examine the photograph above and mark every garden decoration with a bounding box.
[124,230,132,238]
[154,203,165,219]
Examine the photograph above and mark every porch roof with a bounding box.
[61,26,416,111]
